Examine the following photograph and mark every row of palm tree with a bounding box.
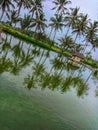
[0,0,98,55]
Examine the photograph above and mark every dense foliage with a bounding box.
[0,0,98,57]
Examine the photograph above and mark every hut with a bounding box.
[71,52,84,66]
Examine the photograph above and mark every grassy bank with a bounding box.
[0,23,98,69]
[0,23,71,57]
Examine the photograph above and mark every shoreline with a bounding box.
[0,23,98,70]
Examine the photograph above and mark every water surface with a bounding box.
[0,34,98,130]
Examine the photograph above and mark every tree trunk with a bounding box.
[49,27,53,38]
[53,29,56,42]
[0,11,4,20]
[84,72,92,85]
[82,40,88,53]
[65,25,70,39]
[74,33,79,52]
[74,33,79,43]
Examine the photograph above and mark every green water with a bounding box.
[0,34,98,130]
[0,75,67,130]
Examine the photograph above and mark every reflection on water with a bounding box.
[0,34,98,96]
[0,34,98,130]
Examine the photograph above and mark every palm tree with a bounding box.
[84,21,98,53]
[16,0,32,15]
[59,36,75,51]
[0,0,15,20]
[52,0,71,15]
[29,0,43,18]
[88,38,98,54]
[64,7,80,38]
[32,13,47,36]
[6,10,20,27]
[72,14,90,44]
[20,14,33,33]
[49,14,64,41]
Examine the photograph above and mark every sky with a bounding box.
[43,0,98,21]
[71,0,98,21]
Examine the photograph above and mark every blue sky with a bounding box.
[71,0,98,21]
[43,0,98,21]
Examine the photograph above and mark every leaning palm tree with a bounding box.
[48,14,64,41]
[59,35,75,51]
[6,10,20,27]
[72,14,90,44]
[16,0,32,15]
[0,0,15,20]
[6,10,20,43]
[32,13,47,37]
[52,0,71,15]
[20,14,33,33]
[64,7,80,38]
[88,38,98,54]
[29,0,43,18]
[84,21,98,53]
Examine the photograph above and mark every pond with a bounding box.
[0,33,98,130]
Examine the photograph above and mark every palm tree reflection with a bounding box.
[0,37,12,74]
[48,72,62,90]
[0,35,96,97]
[24,74,36,90]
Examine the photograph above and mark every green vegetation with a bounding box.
[0,0,98,69]
[0,23,98,69]
[0,23,71,57]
